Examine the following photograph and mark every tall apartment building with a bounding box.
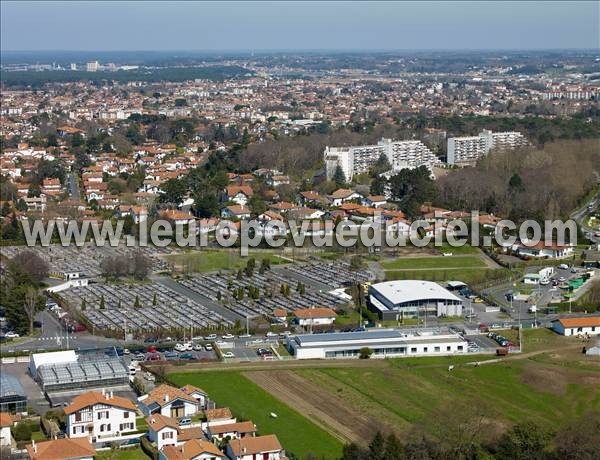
[324,138,439,181]
[447,130,527,165]
[86,61,99,72]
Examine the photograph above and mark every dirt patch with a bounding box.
[520,365,568,395]
[244,370,386,444]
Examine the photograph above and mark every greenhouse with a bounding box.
[37,356,128,392]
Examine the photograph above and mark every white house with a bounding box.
[515,241,574,259]
[202,407,236,429]
[293,308,337,327]
[328,189,364,207]
[179,385,209,410]
[64,390,137,441]
[226,434,283,460]
[225,186,253,206]
[147,414,180,451]
[0,413,13,447]
[160,438,225,460]
[138,385,200,418]
[552,317,600,336]
[206,420,256,442]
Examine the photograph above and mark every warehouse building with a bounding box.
[368,280,463,320]
[286,329,468,359]
[552,317,600,336]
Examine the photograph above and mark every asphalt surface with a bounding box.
[67,173,80,201]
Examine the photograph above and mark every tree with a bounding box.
[130,250,152,280]
[99,295,105,310]
[81,299,86,311]
[494,422,550,460]
[333,165,347,187]
[10,250,49,283]
[152,293,157,306]
[554,411,600,460]
[384,433,404,460]
[159,178,186,205]
[359,347,373,359]
[368,431,385,460]
[134,295,141,309]
[24,287,42,336]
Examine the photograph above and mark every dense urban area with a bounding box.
[0,47,599,460]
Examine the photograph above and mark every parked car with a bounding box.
[257,348,272,356]
[238,333,252,338]
[204,344,213,351]
[222,352,235,358]
[205,334,217,340]
[144,337,158,343]
[164,351,179,360]
[123,348,130,355]
[3,331,19,338]
[222,333,235,339]
[179,418,192,426]
[557,264,569,270]
[147,345,157,353]
[192,344,203,351]
[132,353,145,362]
[145,353,161,361]
[265,331,278,338]
[179,352,195,360]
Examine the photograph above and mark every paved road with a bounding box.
[153,276,244,322]
[67,173,80,200]
[571,191,599,244]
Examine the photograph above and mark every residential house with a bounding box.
[147,413,179,451]
[293,308,337,327]
[328,189,364,207]
[160,438,225,460]
[203,408,235,429]
[363,195,387,208]
[225,186,253,206]
[118,205,148,224]
[225,434,283,460]
[0,412,13,447]
[267,175,290,187]
[138,385,201,418]
[26,437,96,460]
[64,390,137,441]
[221,205,251,220]
[180,385,209,410]
[515,241,574,259]
[207,421,256,442]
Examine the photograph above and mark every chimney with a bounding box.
[109,391,114,399]
[101,388,105,396]
[32,440,37,453]
[164,394,169,402]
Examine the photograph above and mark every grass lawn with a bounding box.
[296,354,600,433]
[96,447,149,460]
[169,371,343,459]
[385,268,510,285]
[168,250,289,273]
[381,256,486,270]
[430,241,481,255]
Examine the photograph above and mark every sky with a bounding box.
[1,1,599,51]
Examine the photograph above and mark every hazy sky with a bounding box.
[2,1,599,51]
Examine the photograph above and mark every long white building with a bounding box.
[286,329,468,359]
[447,129,527,165]
[324,138,440,181]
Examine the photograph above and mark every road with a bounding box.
[67,173,80,201]
[571,191,599,244]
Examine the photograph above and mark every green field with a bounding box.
[169,371,343,459]
[385,267,511,285]
[381,255,486,270]
[430,241,482,255]
[167,250,289,272]
[295,352,600,434]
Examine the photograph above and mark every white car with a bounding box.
[205,344,213,351]
[222,352,235,358]
[123,348,130,355]
[222,333,235,339]
[265,332,278,338]
[238,333,252,338]
[4,331,20,338]
[193,344,203,351]
[205,334,217,340]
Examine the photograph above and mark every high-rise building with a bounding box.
[86,61,99,72]
[447,130,527,165]
[324,138,440,181]
[70,63,77,71]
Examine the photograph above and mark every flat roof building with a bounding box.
[368,280,463,320]
[287,329,468,359]
[0,373,27,414]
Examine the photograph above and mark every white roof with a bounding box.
[370,280,461,305]
[30,350,77,372]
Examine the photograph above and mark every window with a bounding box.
[446,346,451,351]
[162,432,174,440]
[124,411,130,418]
[434,346,440,352]
[423,347,428,353]
[72,427,77,435]
[458,346,463,351]
[75,412,81,422]
[107,424,111,431]
[100,424,105,432]
[410,347,417,353]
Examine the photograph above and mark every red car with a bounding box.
[73,323,87,332]
[145,353,161,361]
[147,345,157,353]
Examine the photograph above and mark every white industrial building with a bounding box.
[447,130,527,165]
[324,138,440,181]
[368,280,463,320]
[286,329,468,359]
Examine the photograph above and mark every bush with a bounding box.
[12,421,38,442]
[359,347,373,359]
[140,435,159,460]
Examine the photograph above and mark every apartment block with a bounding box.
[324,138,439,181]
[447,130,527,165]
